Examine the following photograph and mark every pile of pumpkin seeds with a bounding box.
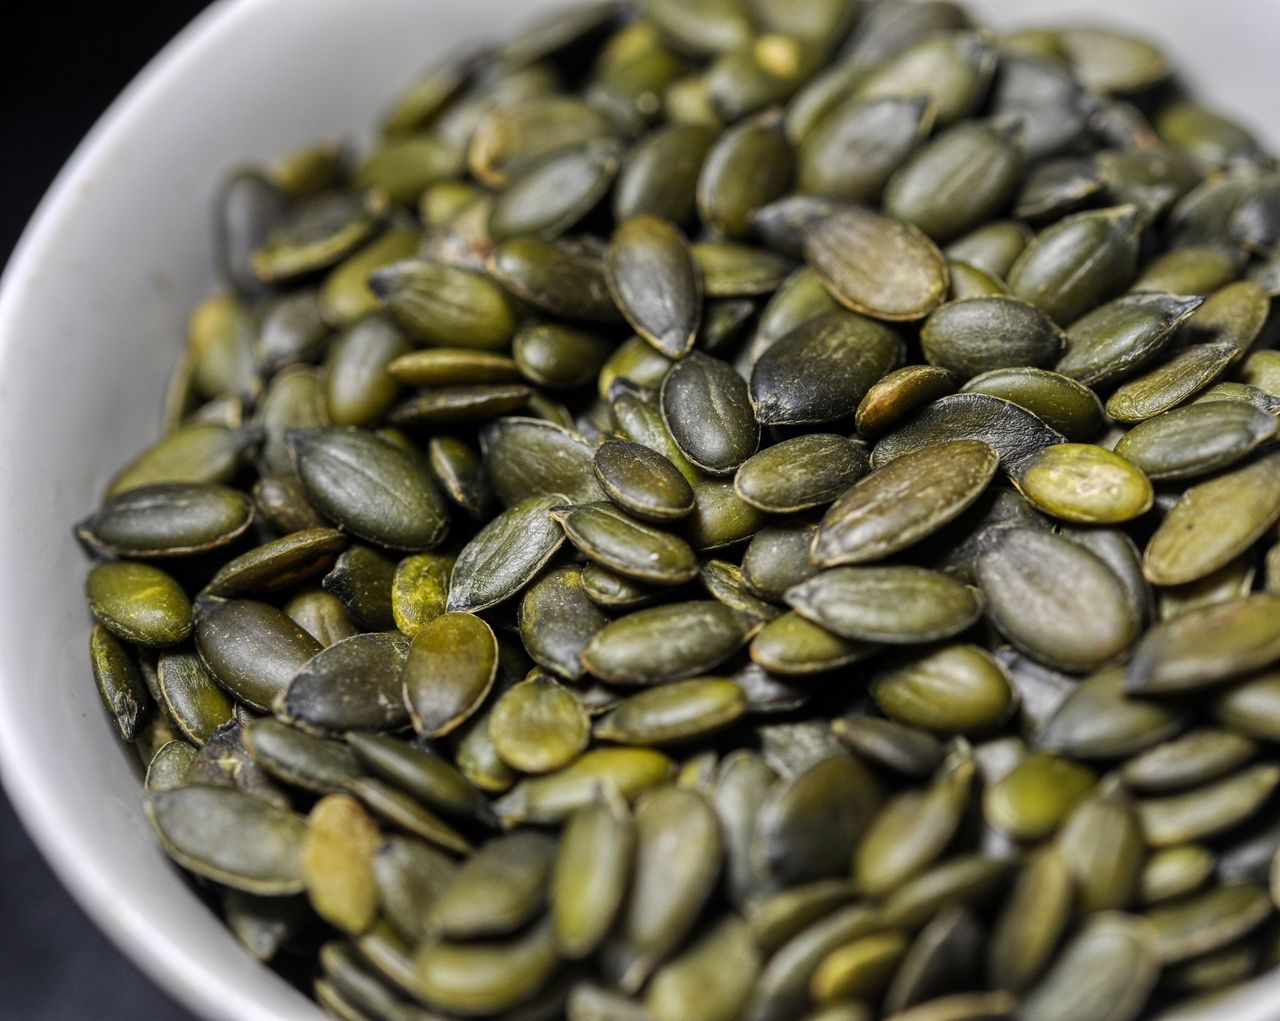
[77,0,1280,1018]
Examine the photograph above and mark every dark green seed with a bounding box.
[921,297,1066,379]
[195,598,323,711]
[79,483,255,558]
[86,562,193,647]
[735,434,868,514]
[608,215,703,359]
[788,567,983,644]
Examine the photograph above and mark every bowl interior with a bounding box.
[0,1,1278,1019]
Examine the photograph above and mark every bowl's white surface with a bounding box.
[1,1,1279,1019]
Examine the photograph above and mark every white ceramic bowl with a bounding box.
[2,1,1279,1019]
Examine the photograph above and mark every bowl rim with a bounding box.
[0,3,297,1017]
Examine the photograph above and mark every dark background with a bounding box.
[1,5,211,1018]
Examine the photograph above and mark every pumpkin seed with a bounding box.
[204,528,345,598]
[735,434,868,514]
[89,625,148,741]
[798,96,933,202]
[661,352,759,474]
[988,848,1073,991]
[80,483,255,559]
[608,216,702,359]
[1007,205,1142,326]
[301,795,381,935]
[583,601,753,684]
[1137,765,1280,846]
[447,494,567,612]
[490,674,590,774]
[806,206,951,321]
[86,562,192,647]
[921,297,1066,379]
[750,311,904,425]
[144,785,306,895]
[855,365,958,439]
[596,677,747,745]
[290,428,448,551]
[322,545,396,631]
[788,567,983,645]
[552,788,635,959]
[813,440,998,566]
[404,612,498,738]
[871,645,1013,734]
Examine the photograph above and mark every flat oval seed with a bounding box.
[812,932,909,1005]
[1144,884,1272,965]
[290,427,448,551]
[988,849,1073,992]
[488,236,620,322]
[1131,596,1280,701]
[433,831,556,939]
[735,434,868,514]
[144,786,305,895]
[661,352,759,475]
[884,906,983,1014]
[490,140,621,240]
[144,741,196,792]
[697,114,794,239]
[855,753,973,895]
[583,601,754,685]
[884,119,1024,243]
[978,528,1138,672]
[648,915,761,1021]
[493,748,675,826]
[1007,205,1142,325]
[1213,672,1280,741]
[856,365,959,439]
[519,567,608,682]
[278,632,410,734]
[301,794,381,935]
[482,417,603,506]
[321,545,396,631]
[751,612,873,677]
[490,675,590,775]
[1038,667,1190,758]
[596,678,748,745]
[345,732,488,824]
[1019,914,1159,1021]
[552,790,636,960]
[243,718,362,794]
[1057,788,1147,912]
[870,393,1067,475]
[1013,444,1152,524]
[832,715,945,779]
[388,348,519,387]
[1057,291,1204,387]
[1144,452,1280,586]
[614,123,717,225]
[1140,845,1215,904]
[798,96,933,202]
[813,440,998,565]
[371,259,517,350]
[107,424,260,497]
[514,322,613,390]
[850,29,995,124]
[805,206,951,321]
[593,440,695,523]
[982,753,1094,841]
[960,368,1105,441]
[413,918,560,1017]
[204,528,346,598]
[195,599,323,711]
[81,483,255,558]
[390,552,453,637]
[617,785,724,990]
[608,216,702,359]
[871,645,1014,734]
[447,494,567,612]
[787,567,983,644]
[554,502,699,586]
[754,754,883,887]
[157,650,234,745]
[1105,342,1239,424]
[89,625,147,741]
[1121,729,1256,793]
[86,562,192,647]
[1114,401,1278,481]
[750,312,905,425]
[1137,765,1280,846]
[404,612,498,738]
[921,297,1066,380]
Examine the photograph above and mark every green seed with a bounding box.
[813,440,998,566]
[988,848,1073,992]
[596,678,747,745]
[1137,764,1280,846]
[977,527,1139,672]
[983,753,1094,841]
[86,562,193,647]
[278,632,410,734]
[157,650,234,745]
[413,917,560,1017]
[447,494,567,612]
[404,612,498,738]
[806,206,951,321]
[921,297,1066,379]
[871,645,1013,734]
[1056,291,1203,387]
[855,365,959,439]
[490,674,590,774]
[583,601,754,685]
[554,502,700,586]
[204,528,346,598]
[735,434,868,514]
[798,96,934,202]
[301,794,381,935]
[89,625,148,741]
[607,215,702,359]
[144,786,306,896]
[195,599,323,711]
[290,427,448,551]
[552,788,636,959]
[661,352,760,475]
[494,748,675,826]
[788,567,984,645]
[80,483,255,559]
